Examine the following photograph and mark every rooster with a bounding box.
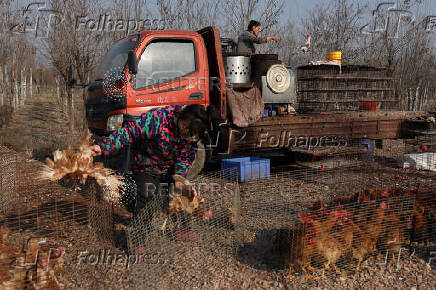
[161,174,212,231]
[40,130,126,204]
[300,34,311,53]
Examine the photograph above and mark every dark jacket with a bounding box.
[236,31,267,54]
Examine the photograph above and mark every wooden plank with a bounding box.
[298,88,394,92]
[227,111,428,153]
[298,76,394,81]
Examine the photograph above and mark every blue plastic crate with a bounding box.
[221,157,270,182]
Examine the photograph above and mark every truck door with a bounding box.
[127,36,209,116]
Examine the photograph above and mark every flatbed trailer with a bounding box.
[227,111,427,153]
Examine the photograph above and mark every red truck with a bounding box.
[73,26,428,173]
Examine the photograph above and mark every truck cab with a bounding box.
[86,27,226,136]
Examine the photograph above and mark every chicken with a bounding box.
[277,212,320,281]
[300,34,311,53]
[309,210,356,278]
[389,187,431,245]
[351,202,386,273]
[311,199,331,219]
[28,267,61,290]
[40,130,126,204]
[0,233,33,289]
[0,229,22,266]
[27,246,65,290]
[381,206,404,263]
[0,226,10,244]
[37,246,66,271]
[409,201,428,245]
[0,266,28,289]
[161,174,211,231]
[0,243,22,267]
[227,206,237,225]
[24,237,47,265]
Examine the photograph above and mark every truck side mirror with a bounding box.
[128,51,138,75]
[67,65,76,87]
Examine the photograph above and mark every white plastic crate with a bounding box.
[395,152,436,171]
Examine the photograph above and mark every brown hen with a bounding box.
[40,130,125,204]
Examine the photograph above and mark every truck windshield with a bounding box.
[93,35,139,81]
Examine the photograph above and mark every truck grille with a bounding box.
[86,95,126,122]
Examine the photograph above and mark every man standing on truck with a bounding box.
[89,104,211,241]
[237,20,280,55]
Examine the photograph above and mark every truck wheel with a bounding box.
[187,142,206,179]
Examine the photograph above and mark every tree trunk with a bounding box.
[21,68,26,106]
[4,65,10,107]
[11,54,16,110]
[29,68,33,99]
[0,65,4,107]
[66,84,74,132]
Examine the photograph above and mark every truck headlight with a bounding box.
[107,114,123,131]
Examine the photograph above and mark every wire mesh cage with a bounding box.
[127,168,241,288]
[0,148,114,245]
[229,141,436,282]
[374,135,436,171]
[0,147,17,214]
[0,179,114,246]
[0,162,115,289]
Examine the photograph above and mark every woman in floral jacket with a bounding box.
[90,105,210,240]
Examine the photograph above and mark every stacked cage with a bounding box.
[296,65,398,113]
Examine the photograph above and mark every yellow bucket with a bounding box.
[326,51,342,64]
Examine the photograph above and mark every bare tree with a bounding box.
[219,0,284,43]
[276,20,299,66]
[42,0,110,130]
[155,0,221,31]
[359,1,435,110]
[301,0,367,62]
